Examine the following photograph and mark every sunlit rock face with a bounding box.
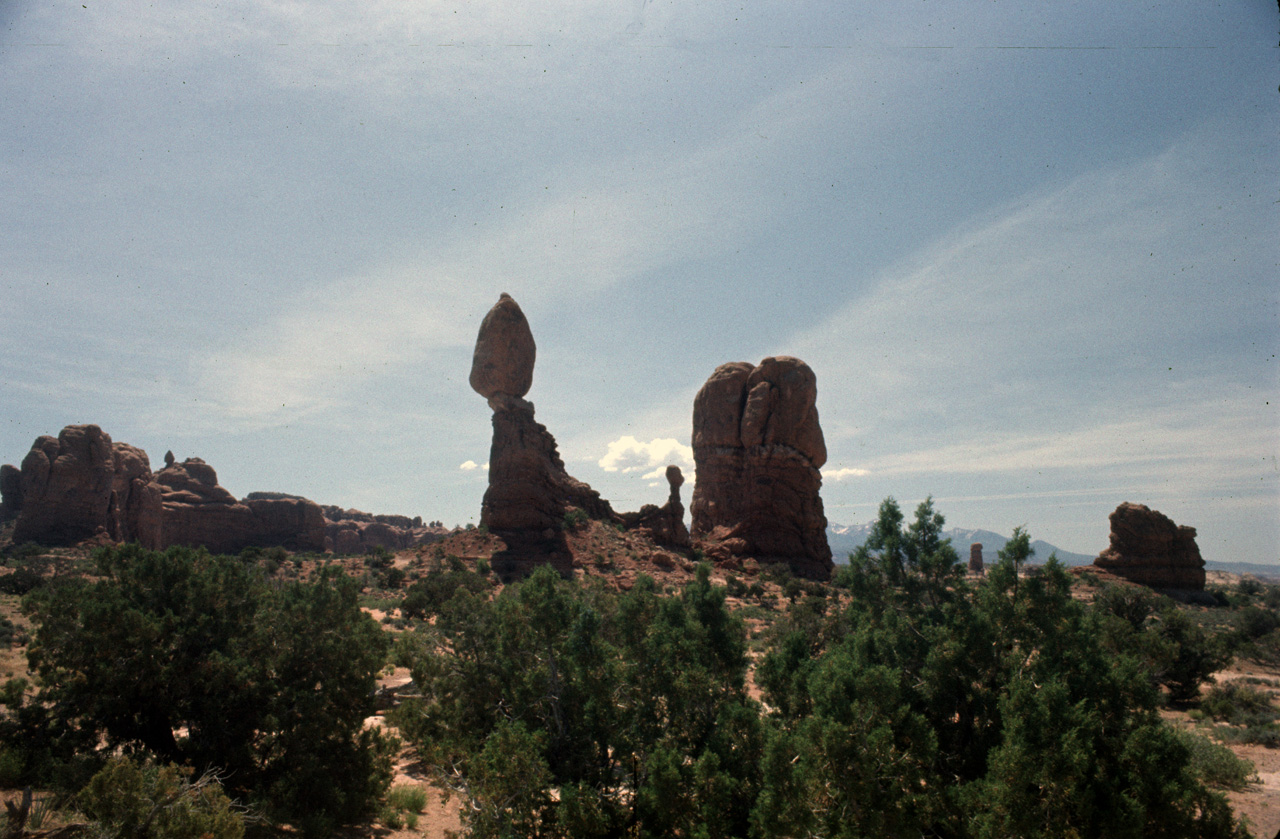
[1093,502,1206,591]
[690,357,833,581]
[11,424,162,548]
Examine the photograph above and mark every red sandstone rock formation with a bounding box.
[1092,502,1206,590]
[470,294,618,577]
[10,425,163,548]
[0,463,24,523]
[620,465,691,549]
[156,458,325,554]
[968,543,984,575]
[320,505,447,554]
[108,442,163,549]
[690,357,833,580]
[470,292,536,402]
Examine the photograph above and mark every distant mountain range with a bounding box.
[827,523,1097,568]
[826,524,1280,578]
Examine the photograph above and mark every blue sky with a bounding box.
[2,2,1276,561]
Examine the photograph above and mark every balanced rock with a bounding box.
[620,465,691,549]
[470,294,615,576]
[690,357,832,580]
[470,292,536,401]
[1093,502,1205,590]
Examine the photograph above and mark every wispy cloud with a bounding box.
[824,467,870,481]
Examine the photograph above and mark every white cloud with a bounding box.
[599,436,693,473]
[824,467,870,481]
[459,460,489,471]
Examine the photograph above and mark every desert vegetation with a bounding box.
[0,498,1277,837]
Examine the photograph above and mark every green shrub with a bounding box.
[562,508,588,530]
[1155,609,1234,703]
[382,566,407,590]
[1175,728,1257,790]
[1236,606,1280,640]
[1200,682,1278,727]
[0,565,45,595]
[367,546,395,570]
[400,563,491,620]
[78,756,246,839]
[386,783,428,813]
[1238,578,1262,597]
[20,544,393,828]
[1212,724,1280,748]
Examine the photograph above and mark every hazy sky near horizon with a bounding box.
[2,2,1276,561]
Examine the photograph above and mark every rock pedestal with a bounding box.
[968,543,984,574]
[620,465,691,549]
[690,357,833,580]
[1092,502,1205,590]
[470,293,616,577]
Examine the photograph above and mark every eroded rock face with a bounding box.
[0,464,23,523]
[156,459,325,554]
[319,505,447,554]
[482,399,616,575]
[108,443,163,549]
[13,425,119,545]
[690,357,832,580]
[7,426,164,548]
[470,292,536,401]
[1093,502,1205,590]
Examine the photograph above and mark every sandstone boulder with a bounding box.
[1092,502,1205,590]
[470,292,536,400]
[690,358,832,580]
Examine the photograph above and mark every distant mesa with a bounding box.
[1092,502,1206,591]
[690,357,833,581]
[0,424,445,556]
[155,456,325,554]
